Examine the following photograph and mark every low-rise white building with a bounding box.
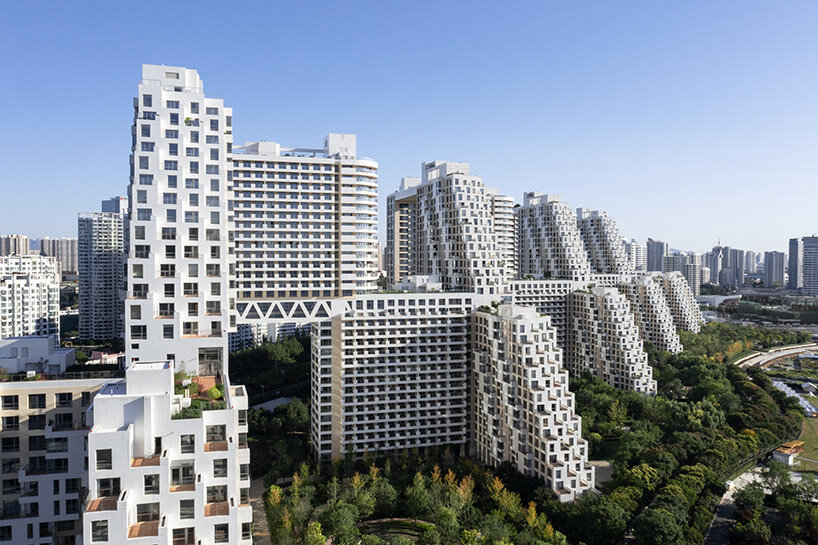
[0,255,60,340]
[0,335,75,375]
[83,360,251,544]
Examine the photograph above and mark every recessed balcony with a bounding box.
[205,502,229,517]
[131,455,160,467]
[85,496,117,512]
[128,521,159,538]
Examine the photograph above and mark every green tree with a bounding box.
[632,508,684,545]
[304,521,326,545]
[405,473,433,519]
[730,514,771,545]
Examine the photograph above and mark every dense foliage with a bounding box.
[248,401,310,481]
[677,322,810,363]
[230,335,310,401]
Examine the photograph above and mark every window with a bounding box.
[144,474,159,494]
[141,124,150,137]
[209,119,219,131]
[214,524,228,543]
[185,211,199,223]
[168,175,178,188]
[1,438,19,453]
[1,459,19,474]
[211,283,221,296]
[206,425,226,443]
[136,190,147,204]
[136,208,151,221]
[206,135,219,144]
[185,178,199,189]
[240,487,250,505]
[183,282,198,296]
[1,417,17,431]
[182,322,198,336]
[162,227,177,240]
[47,438,68,453]
[206,301,220,315]
[138,156,149,169]
[66,498,79,514]
[134,245,150,258]
[28,394,44,409]
[187,302,198,316]
[2,479,18,495]
[96,449,112,470]
[206,107,218,115]
[165,160,178,171]
[210,179,219,191]
[131,325,147,340]
[205,264,220,277]
[173,528,195,545]
[179,499,194,519]
[169,143,178,156]
[165,129,179,139]
[159,303,175,318]
[213,459,227,478]
[240,463,250,480]
[136,503,160,522]
[56,393,72,408]
[134,225,145,240]
[28,415,45,430]
[82,392,92,406]
[29,436,46,451]
[141,142,154,152]
[180,434,194,453]
[130,305,142,320]
[206,196,219,207]
[189,193,199,206]
[209,148,219,160]
[190,131,199,143]
[170,113,179,125]
[238,409,247,426]
[98,478,120,497]
[166,209,177,223]
[163,324,174,339]
[188,264,199,278]
[190,102,199,114]
[242,522,251,540]
[138,174,153,185]
[143,94,152,107]
[163,192,177,204]
[226,115,232,127]
[207,485,227,503]
[188,227,199,241]
[205,229,220,241]
[185,147,199,157]
[91,520,108,542]
[0,525,11,541]
[189,161,199,174]
[65,478,80,494]
[160,264,176,278]
[184,246,198,258]
[206,165,219,175]
[166,100,179,109]
[209,211,219,224]
[1,396,17,410]
[132,264,143,278]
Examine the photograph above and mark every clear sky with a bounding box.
[1,2,816,254]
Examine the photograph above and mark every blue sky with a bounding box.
[1,2,816,254]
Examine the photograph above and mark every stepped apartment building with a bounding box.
[125,64,236,373]
[471,305,594,501]
[0,255,60,340]
[617,274,683,353]
[659,271,704,333]
[576,208,630,275]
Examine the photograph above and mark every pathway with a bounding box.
[250,478,272,545]
[703,466,764,545]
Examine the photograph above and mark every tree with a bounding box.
[733,483,765,519]
[304,522,326,545]
[730,514,771,545]
[632,508,684,545]
[405,473,433,519]
[608,399,628,427]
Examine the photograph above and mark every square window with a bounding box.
[91,520,108,542]
[96,449,112,470]
[144,474,159,495]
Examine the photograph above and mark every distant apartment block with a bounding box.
[78,206,126,341]
[625,239,647,271]
[0,234,30,257]
[659,271,704,333]
[763,251,785,287]
[789,236,818,294]
[618,274,683,353]
[385,177,420,286]
[646,238,668,272]
[39,237,79,275]
[576,208,630,274]
[0,255,60,339]
[471,305,594,501]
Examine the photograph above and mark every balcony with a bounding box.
[205,502,229,517]
[128,521,159,538]
[131,455,160,467]
[85,496,117,512]
[170,483,195,493]
[204,441,228,452]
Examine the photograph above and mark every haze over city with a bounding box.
[1,2,817,253]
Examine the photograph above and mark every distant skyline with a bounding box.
[1,2,816,254]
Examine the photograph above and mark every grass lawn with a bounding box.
[796,417,818,472]
[360,519,435,541]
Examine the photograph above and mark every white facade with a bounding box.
[659,272,704,333]
[231,138,379,301]
[79,212,125,341]
[617,275,683,353]
[471,305,594,501]
[0,255,60,340]
[0,334,75,374]
[490,191,518,279]
[576,208,630,274]
[83,361,251,544]
[567,287,656,394]
[125,65,236,373]
[625,239,647,272]
[516,193,592,281]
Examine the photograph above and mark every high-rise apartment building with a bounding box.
[763,251,785,287]
[411,161,505,294]
[618,275,683,353]
[0,255,60,339]
[83,360,251,545]
[0,235,30,257]
[567,287,656,394]
[744,251,757,274]
[101,196,128,214]
[662,252,701,296]
[625,238,647,271]
[385,177,420,286]
[231,137,378,302]
[39,238,79,275]
[491,191,518,279]
[0,335,113,545]
[659,272,704,333]
[646,238,668,272]
[789,238,803,290]
[125,64,236,372]
[576,208,630,274]
[78,201,126,341]
[517,193,591,281]
[471,305,594,501]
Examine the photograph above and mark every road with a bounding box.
[734,343,818,369]
[250,478,272,545]
[703,466,764,545]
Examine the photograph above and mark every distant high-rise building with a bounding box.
[744,251,757,274]
[78,199,126,341]
[763,251,785,287]
[576,208,630,274]
[789,237,818,294]
[789,238,804,290]
[646,238,668,272]
[517,193,592,281]
[386,177,420,286]
[662,252,701,296]
[39,237,79,274]
[0,255,60,339]
[625,238,647,271]
[0,234,30,256]
[101,195,128,214]
[491,191,518,279]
